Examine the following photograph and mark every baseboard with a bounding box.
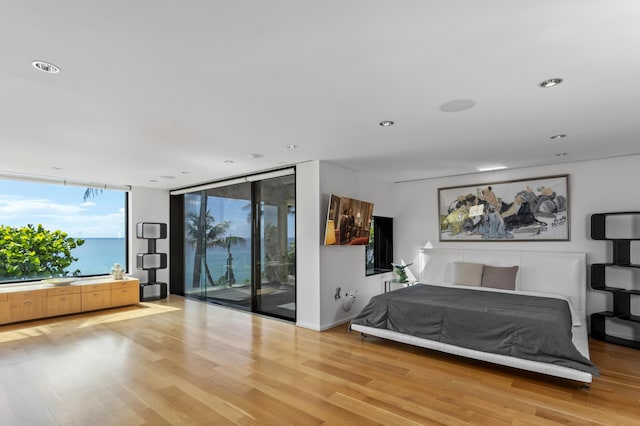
[319,317,353,331]
[295,321,322,331]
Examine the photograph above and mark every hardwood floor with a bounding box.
[1,296,638,425]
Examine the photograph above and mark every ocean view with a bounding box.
[69,238,294,283]
[184,243,253,285]
[69,238,126,276]
[69,238,254,282]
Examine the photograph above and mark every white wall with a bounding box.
[393,154,640,340]
[317,161,395,330]
[129,187,170,285]
[295,161,322,329]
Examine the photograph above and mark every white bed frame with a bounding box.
[351,249,593,383]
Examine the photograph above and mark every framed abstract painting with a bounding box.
[438,174,569,241]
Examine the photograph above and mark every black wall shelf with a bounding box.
[590,212,640,350]
[136,222,168,301]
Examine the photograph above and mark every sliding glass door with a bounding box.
[176,169,295,321]
[254,174,296,319]
[183,182,253,310]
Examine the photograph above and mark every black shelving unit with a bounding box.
[136,222,168,301]
[590,212,640,349]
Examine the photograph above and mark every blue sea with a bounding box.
[69,237,294,282]
[69,238,255,280]
[69,238,126,276]
[184,243,253,285]
[184,237,295,287]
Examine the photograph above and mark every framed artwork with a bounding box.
[438,174,569,241]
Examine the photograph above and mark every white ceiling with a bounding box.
[2,1,640,190]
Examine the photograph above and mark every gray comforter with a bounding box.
[350,284,599,376]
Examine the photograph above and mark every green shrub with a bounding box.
[0,224,84,280]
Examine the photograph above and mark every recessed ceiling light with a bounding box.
[555,152,568,157]
[224,160,234,164]
[248,153,264,159]
[286,144,297,149]
[160,175,176,179]
[32,61,60,74]
[379,120,394,127]
[539,78,563,88]
[181,171,190,175]
[477,165,507,172]
[149,179,158,183]
[550,134,567,140]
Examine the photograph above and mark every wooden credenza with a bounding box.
[8,288,47,323]
[0,277,140,325]
[0,293,8,324]
[110,280,140,307]
[81,282,112,312]
[47,285,82,317]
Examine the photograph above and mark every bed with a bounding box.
[350,249,598,383]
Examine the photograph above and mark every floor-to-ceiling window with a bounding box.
[0,177,128,284]
[170,168,295,321]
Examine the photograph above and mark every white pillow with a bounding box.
[452,262,484,286]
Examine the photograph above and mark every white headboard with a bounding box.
[419,249,587,321]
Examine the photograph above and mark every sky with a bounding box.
[185,194,295,240]
[1,180,294,241]
[185,195,256,239]
[0,180,126,238]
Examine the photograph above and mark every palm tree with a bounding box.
[185,208,229,287]
[219,235,247,286]
[83,188,103,202]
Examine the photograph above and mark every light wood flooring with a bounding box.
[1,295,639,425]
